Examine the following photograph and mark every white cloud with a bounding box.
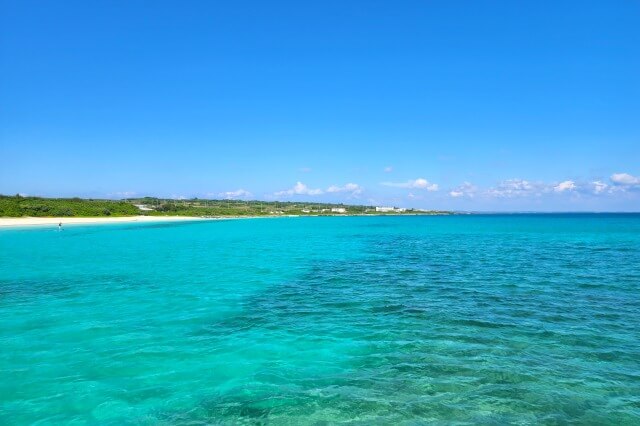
[218,189,253,199]
[326,183,363,195]
[553,180,576,193]
[111,191,136,198]
[383,166,393,173]
[592,181,608,194]
[275,182,324,197]
[611,173,640,186]
[485,176,639,198]
[487,179,541,197]
[449,182,477,198]
[299,167,312,173]
[382,178,438,191]
[274,181,364,198]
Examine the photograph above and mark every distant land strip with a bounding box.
[0,195,452,218]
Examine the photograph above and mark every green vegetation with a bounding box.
[135,198,368,217]
[128,197,451,217]
[0,195,452,217]
[0,195,139,217]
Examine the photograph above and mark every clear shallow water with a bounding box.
[1,215,639,425]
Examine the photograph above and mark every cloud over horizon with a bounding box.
[273,182,364,198]
[382,178,438,191]
[611,173,640,187]
[464,173,640,200]
[275,182,324,197]
[449,182,477,198]
[487,179,540,197]
[326,183,363,196]
[219,189,253,199]
[553,180,576,193]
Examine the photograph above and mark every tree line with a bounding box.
[0,195,139,217]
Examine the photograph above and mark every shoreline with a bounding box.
[0,216,212,228]
[0,213,456,229]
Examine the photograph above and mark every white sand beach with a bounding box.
[0,216,209,228]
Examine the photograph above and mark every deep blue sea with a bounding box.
[1,215,639,424]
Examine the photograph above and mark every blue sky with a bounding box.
[1,0,639,211]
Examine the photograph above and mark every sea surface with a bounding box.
[1,215,639,424]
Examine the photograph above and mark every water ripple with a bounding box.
[1,215,639,424]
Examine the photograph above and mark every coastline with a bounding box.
[0,215,211,228]
[0,213,455,229]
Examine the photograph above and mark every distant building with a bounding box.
[134,204,154,211]
[331,207,346,213]
[375,206,395,212]
[375,206,406,213]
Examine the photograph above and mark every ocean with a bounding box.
[1,215,639,424]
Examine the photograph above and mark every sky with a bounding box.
[1,0,639,211]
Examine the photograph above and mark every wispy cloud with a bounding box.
[298,167,312,173]
[274,182,365,198]
[110,191,136,198]
[218,189,253,199]
[382,178,438,191]
[485,175,638,198]
[326,183,363,195]
[383,166,393,173]
[449,182,477,198]
[275,182,324,197]
[487,179,541,197]
[592,181,608,194]
[553,180,576,193]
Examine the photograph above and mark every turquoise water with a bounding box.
[1,215,639,424]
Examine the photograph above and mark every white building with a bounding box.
[375,206,395,212]
[331,207,346,213]
[134,204,154,211]
[375,206,406,213]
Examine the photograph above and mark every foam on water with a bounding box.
[1,215,639,424]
